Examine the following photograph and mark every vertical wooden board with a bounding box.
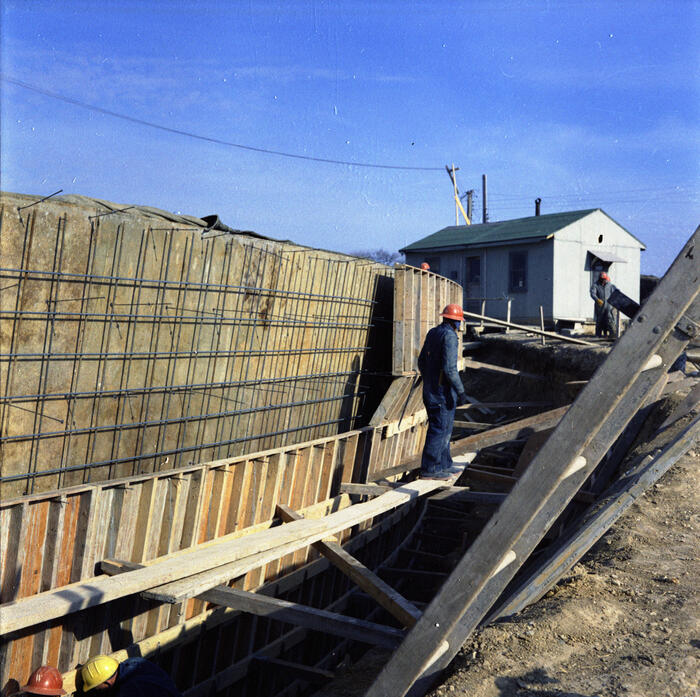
[317,441,337,502]
[337,433,360,484]
[407,270,419,373]
[220,462,247,536]
[393,268,404,375]
[195,469,216,545]
[179,469,205,550]
[232,461,254,533]
[213,466,235,540]
[205,467,228,542]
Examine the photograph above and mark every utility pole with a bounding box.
[464,190,474,222]
[482,174,488,224]
[445,165,471,225]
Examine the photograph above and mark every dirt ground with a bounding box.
[427,445,699,697]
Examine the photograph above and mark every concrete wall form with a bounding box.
[0,192,397,497]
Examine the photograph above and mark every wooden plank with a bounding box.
[101,558,405,650]
[487,414,700,623]
[368,227,699,697]
[368,406,569,482]
[463,359,546,381]
[206,586,405,649]
[0,479,442,635]
[457,401,553,410]
[461,310,596,346]
[276,504,421,628]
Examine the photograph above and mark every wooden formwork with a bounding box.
[392,266,463,376]
[0,412,430,688]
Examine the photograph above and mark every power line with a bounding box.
[1,74,444,172]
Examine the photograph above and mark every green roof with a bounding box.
[401,209,599,252]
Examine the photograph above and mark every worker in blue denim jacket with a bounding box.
[417,304,468,479]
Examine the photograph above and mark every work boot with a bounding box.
[442,465,464,475]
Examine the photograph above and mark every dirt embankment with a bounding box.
[428,444,699,697]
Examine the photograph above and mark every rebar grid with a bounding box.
[0,201,389,495]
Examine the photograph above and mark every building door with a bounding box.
[464,255,482,313]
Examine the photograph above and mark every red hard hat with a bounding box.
[440,304,464,321]
[599,272,609,281]
[21,666,67,696]
[420,262,430,270]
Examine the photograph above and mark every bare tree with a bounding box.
[350,249,405,266]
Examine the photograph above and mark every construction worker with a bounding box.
[420,262,430,270]
[19,666,66,695]
[80,655,182,696]
[417,303,468,479]
[590,271,617,337]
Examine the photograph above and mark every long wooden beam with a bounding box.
[406,313,698,697]
[462,310,596,346]
[276,504,421,628]
[367,227,699,697]
[0,480,443,635]
[204,586,406,649]
[484,414,700,623]
[101,558,406,649]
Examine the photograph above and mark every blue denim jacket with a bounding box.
[417,322,463,407]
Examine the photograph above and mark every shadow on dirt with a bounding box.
[494,668,593,696]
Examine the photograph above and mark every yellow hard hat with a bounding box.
[80,656,119,691]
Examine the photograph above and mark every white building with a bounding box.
[401,209,645,326]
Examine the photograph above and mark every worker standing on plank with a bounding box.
[417,304,468,479]
[19,665,66,695]
[80,655,182,696]
[590,271,617,338]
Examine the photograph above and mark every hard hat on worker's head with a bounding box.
[599,271,609,282]
[80,656,119,692]
[420,262,430,270]
[20,666,66,696]
[440,304,464,322]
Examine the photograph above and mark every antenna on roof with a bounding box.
[445,164,471,226]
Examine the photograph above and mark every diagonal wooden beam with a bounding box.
[367,227,699,697]
[277,504,421,628]
[101,559,405,650]
[252,657,335,685]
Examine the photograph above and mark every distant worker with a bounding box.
[590,271,617,338]
[81,655,182,696]
[20,666,66,695]
[420,262,430,270]
[417,304,468,479]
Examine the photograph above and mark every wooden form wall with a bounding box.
[0,192,392,497]
[392,265,463,376]
[0,414,427,689]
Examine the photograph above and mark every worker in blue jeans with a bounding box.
[417,304,468,480]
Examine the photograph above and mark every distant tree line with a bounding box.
[350,249,405,266]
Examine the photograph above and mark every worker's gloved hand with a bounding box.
[596,298,604,307]
[457,392,468,407]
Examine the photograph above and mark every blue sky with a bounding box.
[1,1,698,276]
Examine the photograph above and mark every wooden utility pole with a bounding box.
[445,165,470,225]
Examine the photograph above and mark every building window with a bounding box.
[466,256,481,284]
[509,251,528,293]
